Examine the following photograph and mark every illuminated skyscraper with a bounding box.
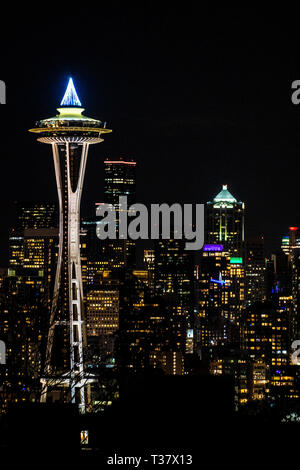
[206,185,244,256]
[243,302,289,367]
[104,158,136,206]
[101,158,136,269]
[154,238,194,370]
[281,226,300,261]
[195,246,233,357]
[86,285,119,362]
[14,201,58,231]
[245,237,265,305]
[195,245,245,360]
[86,287,119,337]
[144,249,155,291]
[29,78,112,412]
[6,209,58,404]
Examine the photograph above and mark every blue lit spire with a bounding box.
[60,77,82,107]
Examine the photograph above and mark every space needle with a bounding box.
[29,78,112,412]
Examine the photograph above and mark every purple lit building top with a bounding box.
[203,244,224,252]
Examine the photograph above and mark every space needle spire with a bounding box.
[29,78,112,412]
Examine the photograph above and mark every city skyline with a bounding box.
[2,5,300,460]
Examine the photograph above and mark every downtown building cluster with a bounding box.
[1,169,300,418]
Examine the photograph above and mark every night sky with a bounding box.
[1,6,300,265]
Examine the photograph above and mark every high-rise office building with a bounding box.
[206,185,245,256]
[243,302,289,370]
[98,158,137,270]
[29,78,112,412]
[273,251,292,298]
[154,239,193,311]
[86,287,119,337]
[9,228,58,301]
[143,249,155,291]
[86,282,119,362]
[245,237,265,305]
[227,256,245,323]
[82,159,137,374]
[14,201,58,231]
[195,246,243,358]
[104,158,136,206]
[281,227,300,261]
[5,203,58,404]
[154,238,194,370]
[117,279,171,373]
[248,360,269,401]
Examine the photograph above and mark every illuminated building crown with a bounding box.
[213,184,237,203]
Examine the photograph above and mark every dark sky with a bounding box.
[1,6,300,265]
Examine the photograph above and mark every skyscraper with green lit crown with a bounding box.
[206,184,245,256]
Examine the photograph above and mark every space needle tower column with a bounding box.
[29,78,112,412]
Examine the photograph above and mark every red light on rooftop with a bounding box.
[289,227,298,231]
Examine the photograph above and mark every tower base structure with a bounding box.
[40,374,96,414]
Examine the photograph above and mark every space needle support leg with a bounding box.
[68,142,89,412]
[41,143,63,403]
